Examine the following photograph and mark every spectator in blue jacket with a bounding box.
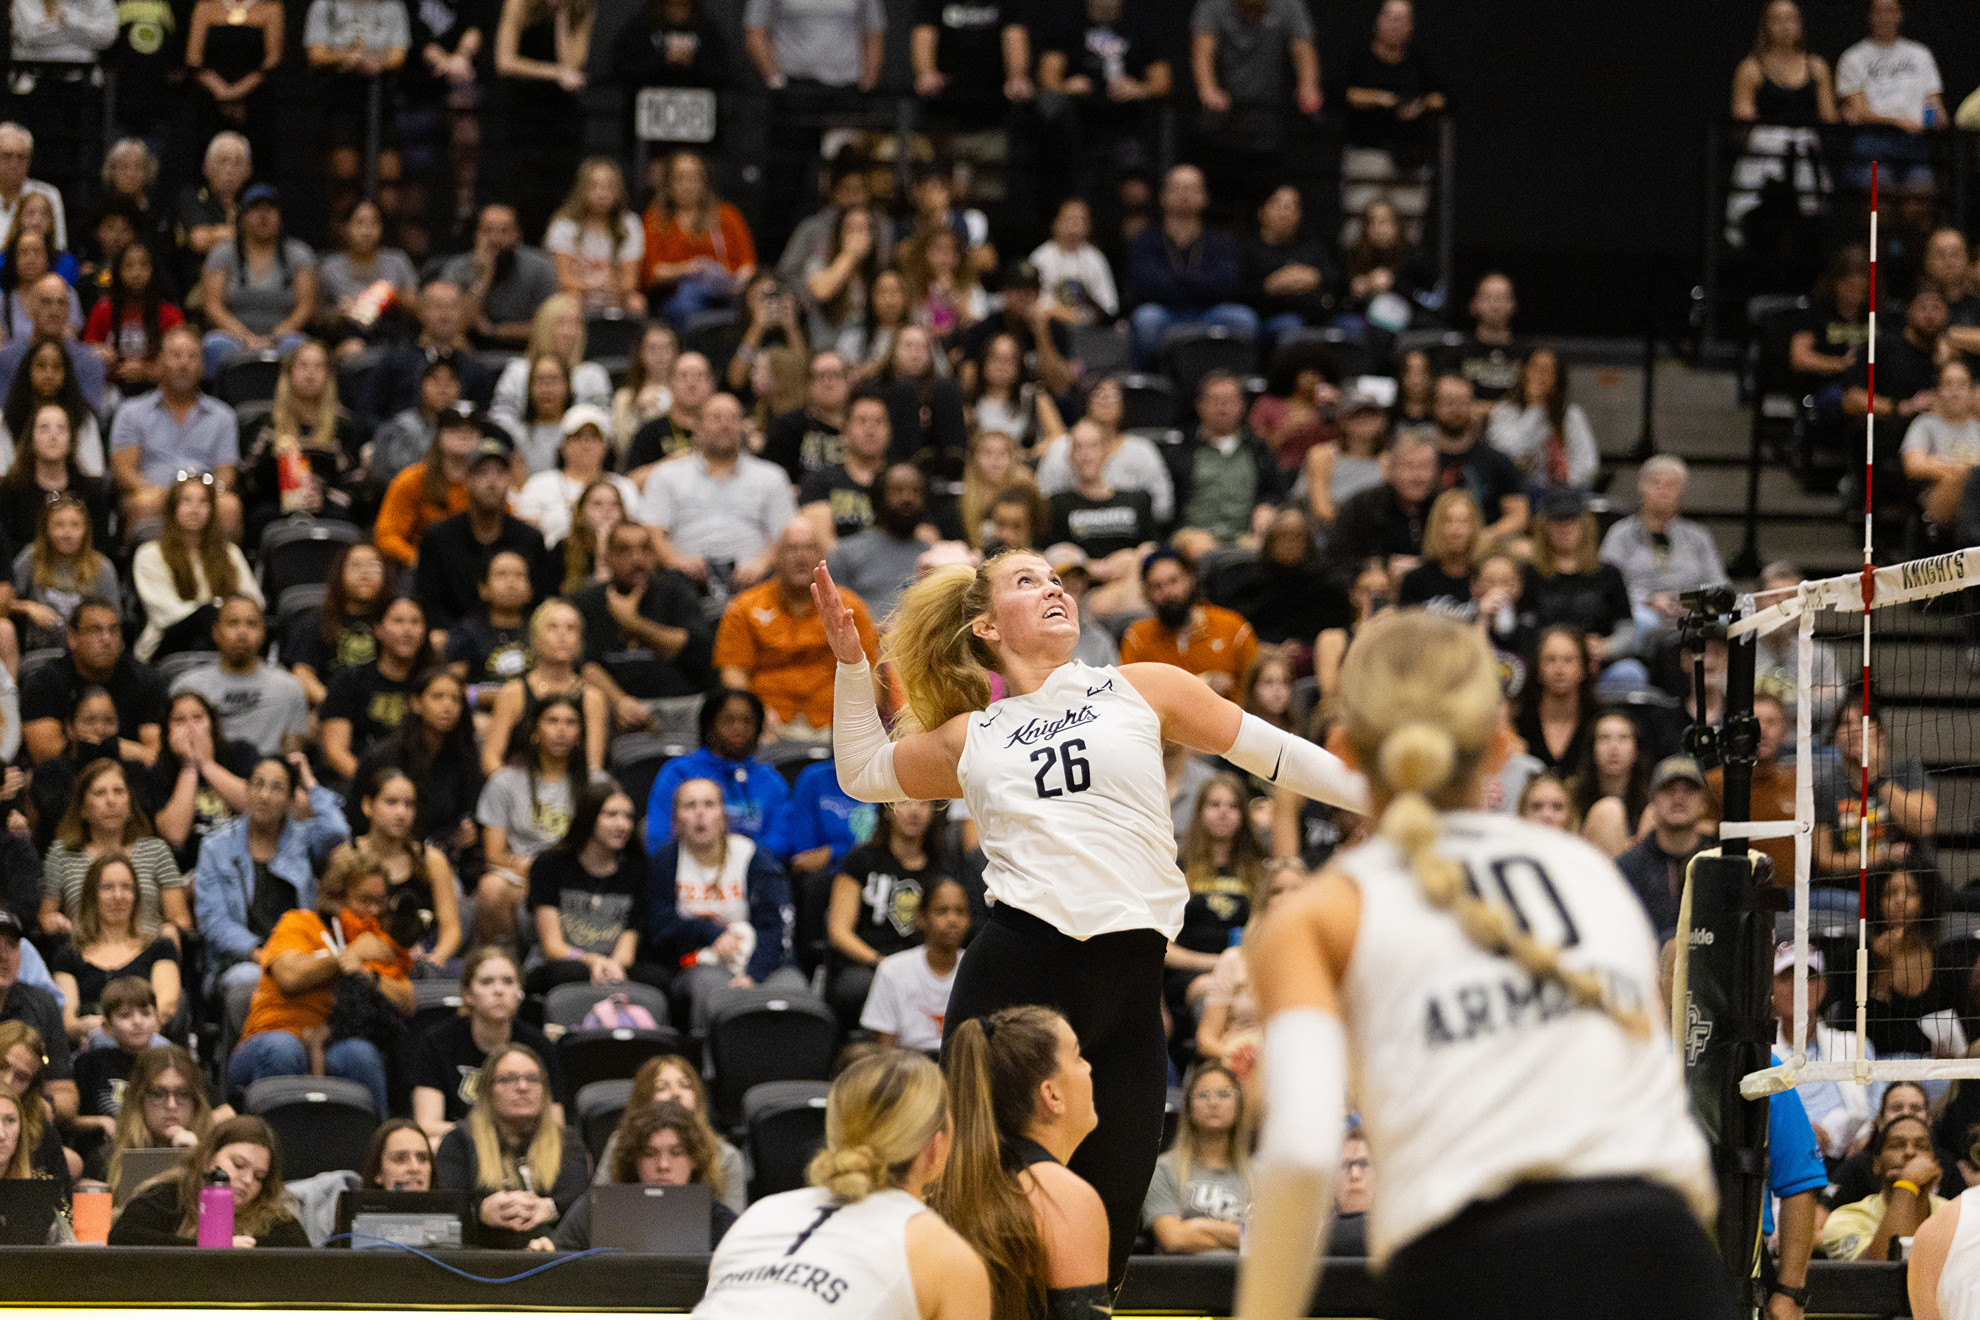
[770,758,877,974]
[1763,1053,1823,1316]
[191,753,350,998]
[643,776,803,1033]
[644,688,789,852]
[1125,165,1257,368]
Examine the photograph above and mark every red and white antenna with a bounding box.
[1855,162,1878,1056]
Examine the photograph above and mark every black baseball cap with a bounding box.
[1538,486,1588,521]
[0,906,22,940]
[467,436,513,471]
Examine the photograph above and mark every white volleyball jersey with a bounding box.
[693,1186,924,1320]
[1332,812,1714,1262]
[1941,1188,1980,1320]
[957,661,1188,939]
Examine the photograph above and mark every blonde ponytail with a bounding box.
[807,1050,947,1205]
[883,554,1016,735]
[808,1144,882,1202]
[1342,613,1648,1039]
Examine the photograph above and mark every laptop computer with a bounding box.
[336,1190,476,1250]
[590,1183,712,1254]
[0,1181,62,1244]
[114,1148,188,1207]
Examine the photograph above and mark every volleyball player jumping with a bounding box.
[815,552,1367,1289]
[1234,611,1731,1320]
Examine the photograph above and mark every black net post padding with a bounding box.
[1676,593,1772,1285]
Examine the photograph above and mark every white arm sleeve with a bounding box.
[1236,1008,1348,1320]
[1224,712,1371,814]
[833,661,907,803]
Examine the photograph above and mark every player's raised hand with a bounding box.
[812,561,868,665]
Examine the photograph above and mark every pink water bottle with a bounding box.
[197,1167,235,1247]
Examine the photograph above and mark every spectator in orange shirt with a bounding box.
[1119,547,1258,695]
[1703,691,1797,888]
[642,151,757,329]
[713,519,877,740]
[374,405,484,567]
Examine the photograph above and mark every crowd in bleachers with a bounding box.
[0,0,1975,1271]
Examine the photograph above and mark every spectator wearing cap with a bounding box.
[511,405,640,549]
[1041,543,1120,669]
[957,261,1076,401]
[1617,756,1708,941]
[1597,455,1728,633]
[825,463,930,621]
[374,405,483,567]
[1485,347,1597,491]
[1326,430,1436,579]
[197,183,316,378]
[0,905,77,1123]
[1170,370,1286,560]
[1240,185,1335,340]
[108,324,242,539]
[640,392,796,592]
[1297,389,1388,526]
[1772,943,1880,1159]
[359,281,497,426]
[1120,548,1258,696]
[415,436,555,634]
[366,359,464,498]
[1125,165,1257,370]
[1524,486,1635,670]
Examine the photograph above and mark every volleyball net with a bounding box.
[1738,548,1980,1100]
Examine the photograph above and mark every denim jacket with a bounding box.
[193,787,350,984]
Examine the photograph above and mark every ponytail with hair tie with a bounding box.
[808,1143,883,1203]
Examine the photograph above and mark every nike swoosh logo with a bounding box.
[1270,746,1284,782]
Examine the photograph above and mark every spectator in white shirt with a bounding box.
[1597,455,1727,634]
[859,875,969,1054]
[1835,0,1945,190]
[510,403,640,546]
[639,392,794,590]
[11,0,115,65]
[1485,346,1597,491]
[544,158,645,317]
[1772,944,1880,1160]
[0,125,67,250]
[1901,359,1980,538]
[1028,197,1118,324]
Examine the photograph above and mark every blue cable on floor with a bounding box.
[317,1233,626,1281]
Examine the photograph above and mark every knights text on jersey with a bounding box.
[692,1186,924,1320]
[1334,812,1715,1262]
[957,661,1189,940]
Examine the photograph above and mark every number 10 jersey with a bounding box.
[957,660,1188,941]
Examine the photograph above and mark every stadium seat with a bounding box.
[1162,325,1257,405]
[154,651,220,685]
[706,989,838,1130]
[1272,326,1374,383]
[258,516,362,608]
[543,980,672,1031]
[1069,322,1131,379]
[743,1079,829,1201]
[608,733,681,827]
[337,345,387,409]
[214,351,286,406]
[275,582,329,634]
[557,1026,684,1097]
[1116,374,1177,430]
[681,310,741,376]
[234,400,274,440]
[244,1076,377,1179]
[473,350,519,387]
[1392,328,1465,364]
[576,1078,635,1164]
[586,313,646,363]
[410,979,464,1038]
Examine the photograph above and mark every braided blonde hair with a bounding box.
[808,1049,948,1203]
[1336,611,1648,1037]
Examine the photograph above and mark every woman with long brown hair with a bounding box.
[1166,773,1265,1027]
[283,541,393,708]
[106,1044,218,1190]
[697,1051,988,1320]
[641,150,756,325]
[559,478,629,595]
[131,475,261,661]
[1143,1061,1251,1255]
[1485,347,1597,491]
[50,854,182,1046]
[11,490,116,653]
[434,1041,589,1248]
[39,759,187,946]
[935,1006,1106,1320]
[547,157,642,316]
[816,546,1365,1285]
[958,430,1032,552]
[110,1114,308,1246]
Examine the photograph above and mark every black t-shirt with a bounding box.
[1522,563,1633,641]
[835,840,939,966]
[761,410,843,486]
[570,574,710,700]
[445,617,529,693]
[1046,489,1155,558]
[73,1044,141,1119]
[148,738,260,871]
[1048,17,1157,134]
[608,11,731,91]
[1795,298,1868,370]
[405,0,494,99]
[1398,561,1474,617]
[798,465,876,540]
[626,414,695,471]
[109,0,190,125]
[49,938,178,1015]
[20,653,169,760]
[414,514,554,631]
[280,608,378,681]
[323,662,418,763]
[914,0,1018,108]
[1434,441,1525,527]
[1240,233,1336,323]
[526,848,648,956]
[1,981,70,1080]
[412,1016,566,1122]
[1176,872,1250,956]
[1327,483,1425,566]
[355,741,486,844]
[1846,330,1938,409]
[1339,44,1442,150]
[1455,335,1522,402]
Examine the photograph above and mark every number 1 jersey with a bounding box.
[1333,811,1715,1262]
[957,661,1188,940]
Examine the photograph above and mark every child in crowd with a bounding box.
[858,875,970,1055]
[445,550,533,711]
[71,975,163,1140]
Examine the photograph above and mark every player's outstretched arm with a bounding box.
[1120,662,1370,814]
[817,562,966,803]
[1236,879,1358,1320]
